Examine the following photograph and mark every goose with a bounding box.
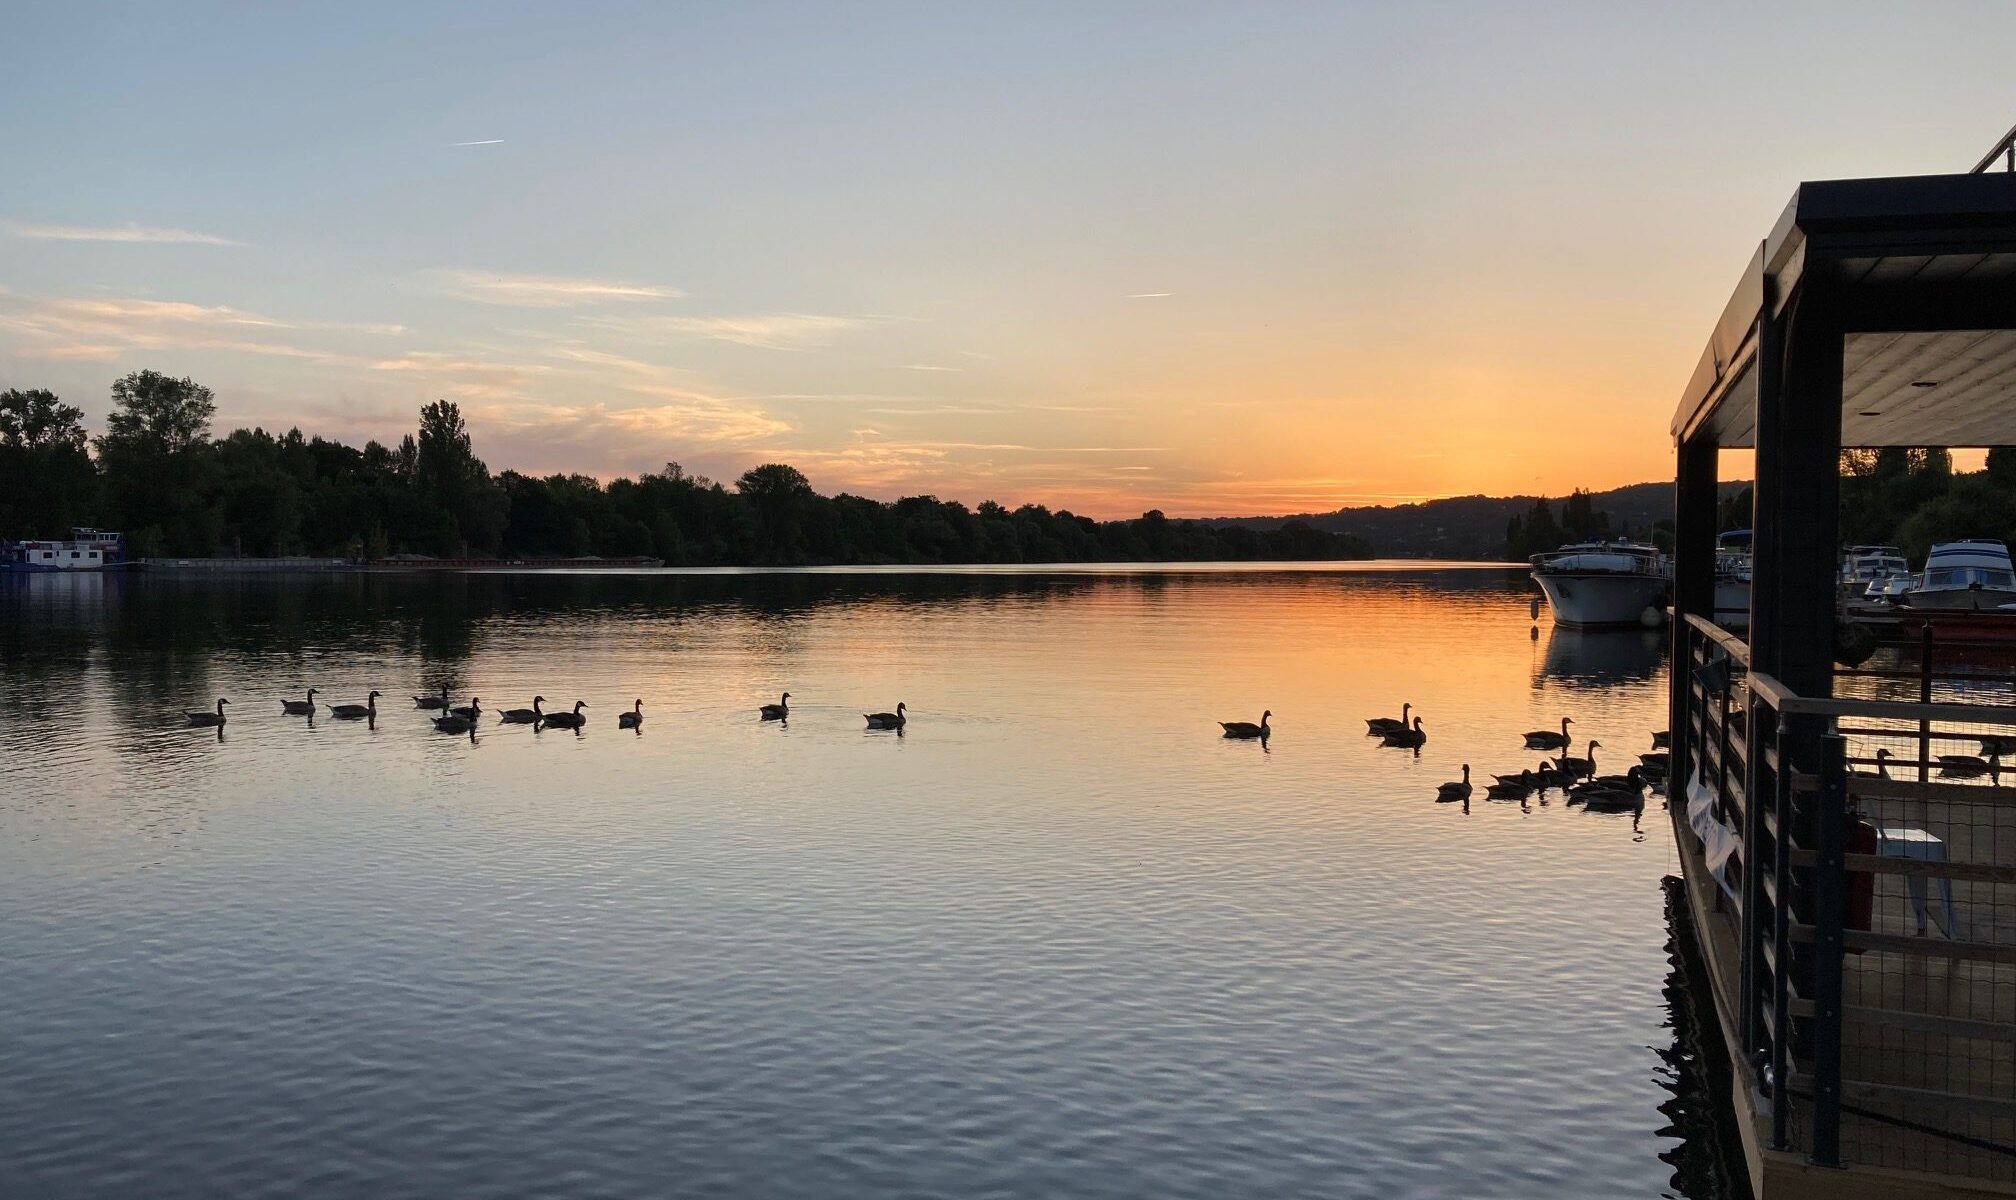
[1485,771,1535,800]
[1381,716,1426,748]
[618,700,643,729]
[1533,762,1567,791]
[498,697,545,724]
[413,684,451,710]
[184,698,230,727]
[1637,751,1667,770]
[759,692,791,721]
[866,702,908,730]
[1590,765,1648,794]
[1436,765,1473,803]
[1938,750,1999,779]
[1650,730,1671,750]
[1491,768,1535,787]
[1862,747,1894,779]
[1366,702,1411,736]
[450,697,482,720]
[433,704,476,734]
[281,688,318,715]
[1577,784,1647,813]
[541,700,587,730]
[1980,734,2016,757]
[1219,710,1269,739]
[330,691,380,720]
[1555,740,1600,779]
[1524,717,1573,751]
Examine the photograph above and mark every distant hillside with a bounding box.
[1204,481,1751,561]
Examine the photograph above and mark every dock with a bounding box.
[1668,144,2016,1197]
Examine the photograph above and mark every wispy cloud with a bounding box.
[6,220,243,246]
[646,313,868,349]
[422,268,684,307]
[0,292,403,363]
[863,405,1009,416]
[894,362,962,372]
[1126,292,1172,299]
[451,139,504,146]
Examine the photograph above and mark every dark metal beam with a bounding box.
[1750,285,1842,700]
[1840,279,2016,332]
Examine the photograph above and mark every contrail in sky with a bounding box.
[1127,292,1172,298]
[452,139,505,146]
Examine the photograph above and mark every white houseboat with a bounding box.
[1,529,128,573]
[1529,540,1670,628]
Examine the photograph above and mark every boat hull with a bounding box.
[1712,577,1750,631]
[1901,586,2016,611]
[1531,571,1669,628]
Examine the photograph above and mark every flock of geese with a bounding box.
[1212,705,1667,812]
[1354,709,1672,812]
[183,689,1672,797]
[182,690,909,734]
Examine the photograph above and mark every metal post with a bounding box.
[1672,434,1718,783]
[1737,683,1763,1059]
[1808,735,1849,1167]
[1770,711,1795,1152]
[1919,622,1934,783]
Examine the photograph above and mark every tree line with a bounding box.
[1501,449,2016,564]
[1502,488,1622,559]
[0,371,1374,565]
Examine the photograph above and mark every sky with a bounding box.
[3,3,2015,517]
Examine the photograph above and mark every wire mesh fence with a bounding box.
[1678,616,2016,1183]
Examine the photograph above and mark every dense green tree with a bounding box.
[736,463,816,562]
[410,400,508,554]
[0,388,95,535]
[1,387,86,450]
[95,371,219,553]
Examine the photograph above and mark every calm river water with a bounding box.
[0,565,1741,1199]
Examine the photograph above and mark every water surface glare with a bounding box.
[0,566,1721,1198]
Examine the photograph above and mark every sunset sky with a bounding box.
[4,3,2015,516]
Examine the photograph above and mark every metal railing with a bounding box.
[1973,121,2016,174]
[1676,614,2016,1182]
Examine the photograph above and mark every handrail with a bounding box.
[1973,119,2016,174]
[1683,612,1751,667]
[1750,670,2016,726]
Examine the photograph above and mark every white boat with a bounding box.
[1530,540,1670,628]
[1902,540,2016,611]
[1714,529,1751,631]
[1,528,127,573]
[1839,544,1910,602]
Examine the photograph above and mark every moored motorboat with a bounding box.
[1901,540,2016,611]
[1529,541,1670,629]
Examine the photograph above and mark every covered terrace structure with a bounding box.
[1670,168,2016,1199]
